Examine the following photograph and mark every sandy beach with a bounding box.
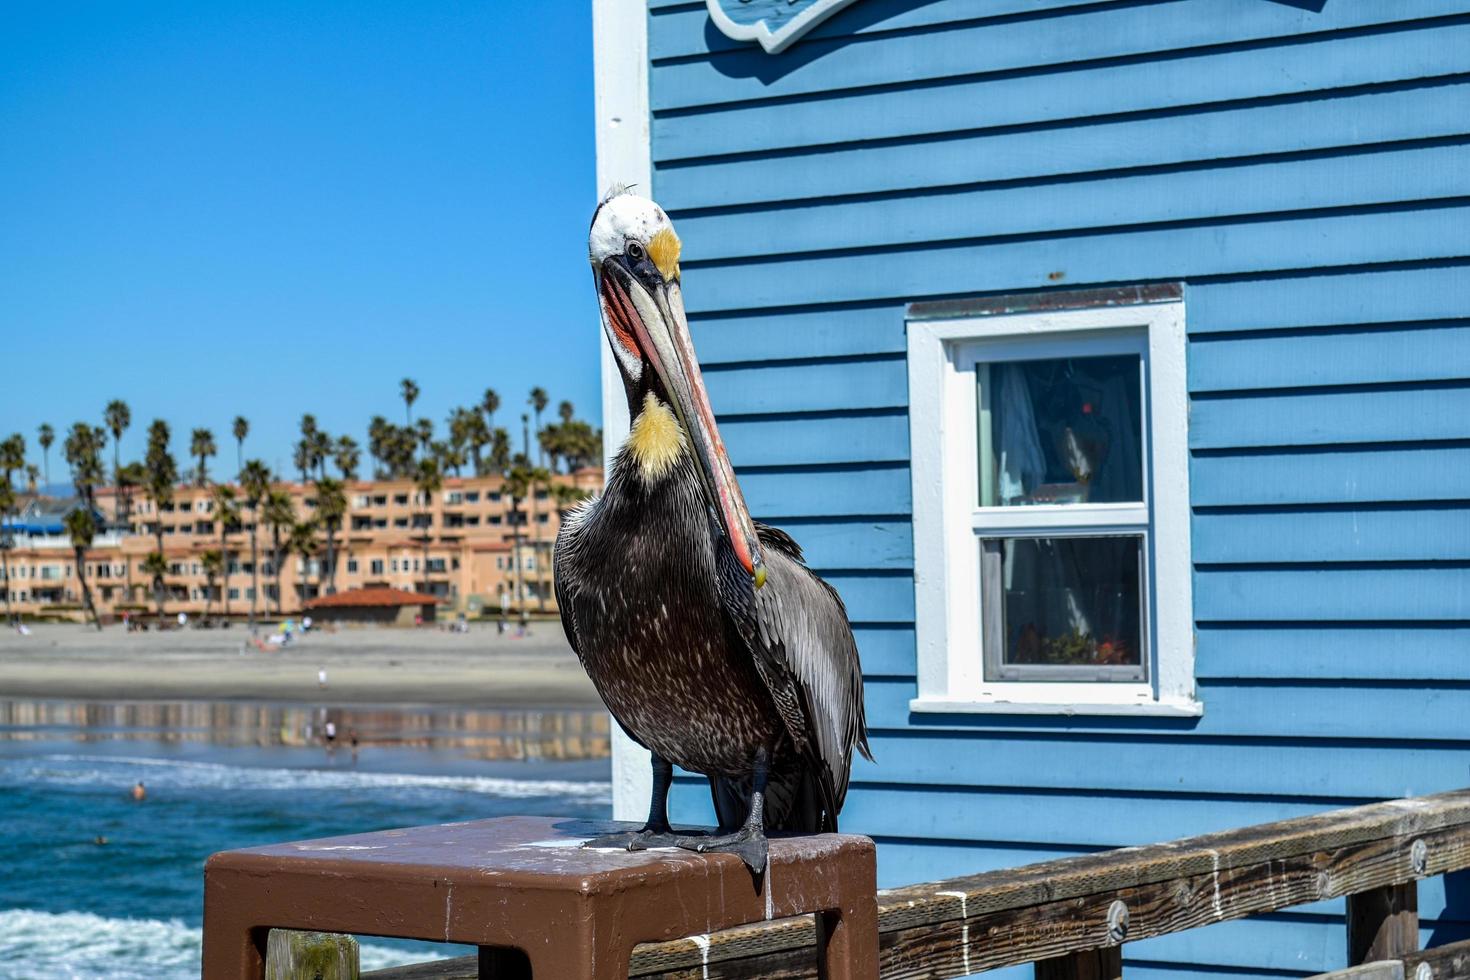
[0,622,601,707]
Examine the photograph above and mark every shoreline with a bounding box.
[0,623,603,709]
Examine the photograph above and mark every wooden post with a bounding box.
[1036,947,1123,980]
[265,929,359,980]
[1347,882,1419,964]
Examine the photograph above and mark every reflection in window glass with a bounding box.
[982,536,1144,680]
[978,355,1143,506]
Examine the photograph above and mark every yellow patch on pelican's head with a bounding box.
[648,227,681,282]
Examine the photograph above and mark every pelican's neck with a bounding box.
[624,391,688,484]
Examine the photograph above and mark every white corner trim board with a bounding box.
[593,0,653,821]
[704,0,863,54]
[906,300,1201,718]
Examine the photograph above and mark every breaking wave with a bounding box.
[13,753,612,803]
[0,908,442,979]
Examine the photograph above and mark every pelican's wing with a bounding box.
[723,523,871,822]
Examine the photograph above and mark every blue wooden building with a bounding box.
[591,1,1470,975]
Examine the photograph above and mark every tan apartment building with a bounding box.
[0,468,602,623]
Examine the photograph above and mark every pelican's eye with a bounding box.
[626,240,646,262]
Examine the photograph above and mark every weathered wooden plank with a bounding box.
[652,3,1470,108]
[1190,322,1470,394]
[1349,883,1421,963]
[363,958,474,979]
[1190,446,1470,507]
[1035,945,1124,980]
[679,204,1470,314]
[676,143,1470,264]
[1404,936,1470,979]
[1193,507,1470,564]
[1306,962,1406,980]
[266,929,359,980]
[630,791,1470,977]
[653,23,1470,160]
[656,83,1470,210]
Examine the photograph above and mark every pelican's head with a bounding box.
[589,186,764,588]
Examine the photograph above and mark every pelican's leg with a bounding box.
[673,746,769,873]
[583,754,685,850]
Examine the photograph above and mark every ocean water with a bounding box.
[0,701,612,979]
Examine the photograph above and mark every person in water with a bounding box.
[131,781,146,801]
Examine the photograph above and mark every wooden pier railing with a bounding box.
[331,788,1470,979]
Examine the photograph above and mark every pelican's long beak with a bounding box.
[600,257,766,588]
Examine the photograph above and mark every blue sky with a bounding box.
[1,1,599,481]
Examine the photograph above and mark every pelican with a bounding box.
[555,188,871,871]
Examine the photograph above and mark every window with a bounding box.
[446,491,463,505]
[394,494,409,506]
[907,292,1197,717]
[465,491,480,503]
[370,558,384,575]
[346,559,359,574]
[353,494,370,508]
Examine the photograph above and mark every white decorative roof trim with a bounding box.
[705,0,863,54]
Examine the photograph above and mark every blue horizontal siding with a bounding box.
[1190,322,1470,392]
[865,678,1470,740]
[1197,626,1470,681]
[691,304,906,363]
[680,204,1470,314]
[1193,507,1470,563]
[1189,261,1470,333]
[675,142,1470,262]
[651,2,1468,111]
[1190,445,1470,506]
[648,5,1470,974]
[1195,566,1470,621]
[1190,385,1470,450]
[658,81,1470,209]
[653,21,1470,159]
[740,463,912,518]
[722,411,908,465]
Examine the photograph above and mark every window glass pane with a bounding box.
[983,535,1144,678]
[978,355,1143,506]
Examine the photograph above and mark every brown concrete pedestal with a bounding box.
[203,816,878,979]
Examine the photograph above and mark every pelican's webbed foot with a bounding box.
[582,823,684,851]
[674,825,768,873]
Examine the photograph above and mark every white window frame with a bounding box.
[908,299,1200,717]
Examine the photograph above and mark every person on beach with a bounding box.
[323,720,337,756]
[317,668,328,689]
[349,728,360,763]
[131,781,146,801]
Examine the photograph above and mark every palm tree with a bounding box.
[334,436,360,482]
[504,464,531,614]
[528,388,549,467]
[367,416,390,478]
[287,519,319,606]
[413,457,443,596]
[414,418,434,459]
[212,484,239,621]
[62,423,107,506]
[261,489,295,615]
[315,477,347,595]
[143,420,177,624]
[190,428,216,486]
[200,549,223,622]
[0,441,22,626]
[232,416,249,477]
[239,460,271,630]
[401,378,420,427]
[481,388,500,430]
[24,465,38,493]
[528,466,552,612]
[64,507,102,630]
[549,482,590,521]
[558,400,574,425]
[37,424,54,489]
[104,401,130,518]
[141,552,169,626]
